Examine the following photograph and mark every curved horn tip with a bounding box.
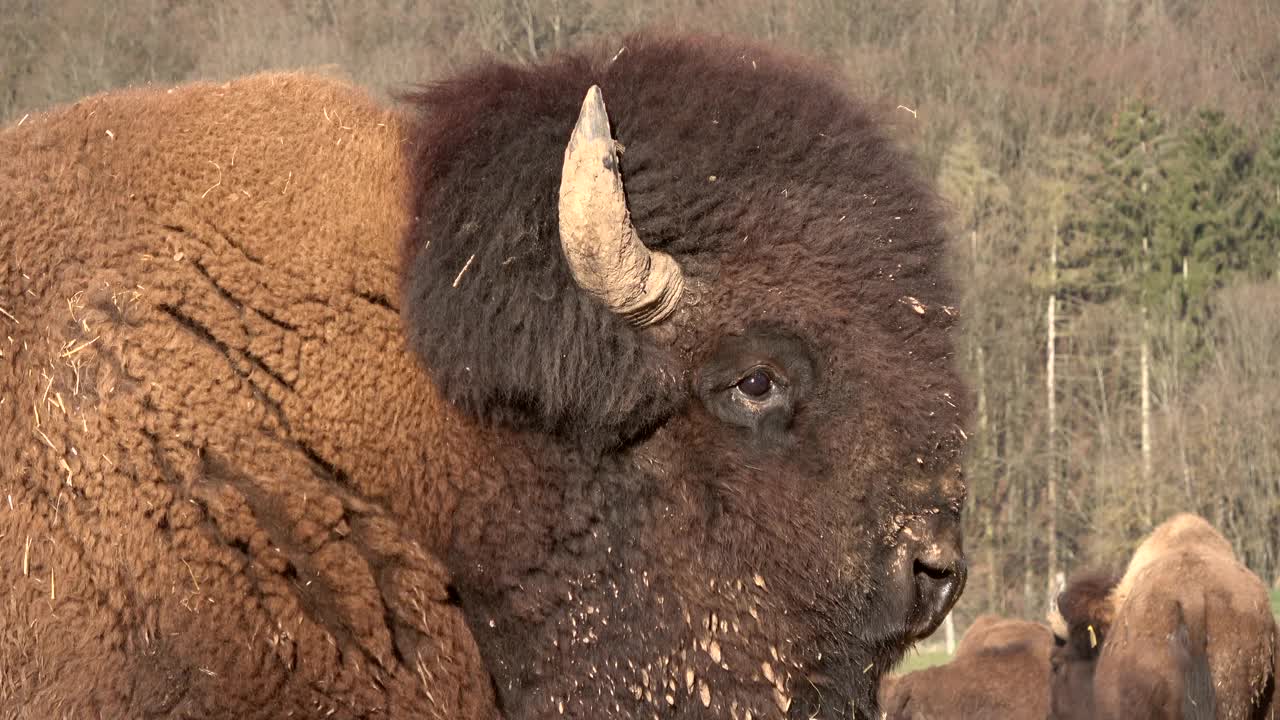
[574,85,611,142]
[1047,604,1069,640]
[559,83,686,326]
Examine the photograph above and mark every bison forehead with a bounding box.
[609,44,956,317]
[401,31,966,444]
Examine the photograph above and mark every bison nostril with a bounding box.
[913,558,953,582]
[907,558,967,640]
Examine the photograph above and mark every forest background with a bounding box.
[5,0,1279,661]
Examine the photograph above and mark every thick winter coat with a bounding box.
[1049,514,1277,720]
[879,615,1053,719]
[1,33,971,719]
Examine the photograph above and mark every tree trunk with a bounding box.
[1045,226,1058,610]
[977,345,998,613]
[944,612,956,655]
[1141,310,1153,525]
[1016,354,1034,617]
[1023,466,1034,616]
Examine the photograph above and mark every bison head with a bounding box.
[1048,571,1121,720]
[400,32,969,719]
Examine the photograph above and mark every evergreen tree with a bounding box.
[1251,124,1280,278]
[1155,112,1246,321]
[1056,103,1173,308]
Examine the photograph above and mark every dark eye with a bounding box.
[736,368,774,398]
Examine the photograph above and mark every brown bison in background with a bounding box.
[0,31,970,720]
[1049,513,1278,720]
[1272,632,1280,720]
[878,614,1053,719]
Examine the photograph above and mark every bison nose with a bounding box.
[907,548,967,640]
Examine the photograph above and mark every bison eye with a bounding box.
[736,368,774,398]
[696,330,811,433]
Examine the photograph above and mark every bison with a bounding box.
[1272,632,1280,720]
[1048,513,1278,720]
[0,32,970,719]
[877,614,1054,719]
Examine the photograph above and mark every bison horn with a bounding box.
[1047,606,1068,640]
[1046,572,1068,638]
[558,85,684,326]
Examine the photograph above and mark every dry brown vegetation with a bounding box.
[6,1,1279,140]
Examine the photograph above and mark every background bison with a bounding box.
[1048,513,1277,720]
[1,32,970,719]
[879,614,1053,720]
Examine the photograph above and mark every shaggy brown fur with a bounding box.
[399,32,970,719]
[1052,570,1124,653]
[400,33,963,447]
[0,74,496,719]
[1049,514,1278,720]
[878,615,1054,720]
[2,32,971,720]
[1271,633,1280,720]
[1051,598,1216,720]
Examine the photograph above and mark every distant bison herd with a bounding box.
[879,615,1054,719]
[881,513,1279,720]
